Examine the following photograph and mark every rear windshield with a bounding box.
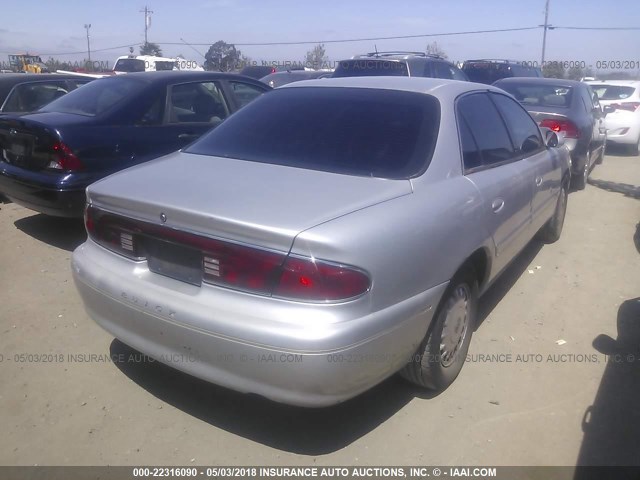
[463,63,512,84]
[114,58,146,73]
[332,60,409,78]
[40,77,146,116]
[186,87,440,179]
[495,83,573,108]
[590,85,636,100]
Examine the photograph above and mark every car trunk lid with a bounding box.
[87,151,413,253]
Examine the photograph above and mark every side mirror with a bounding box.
[541,127,565,148]
[603,105,615,116]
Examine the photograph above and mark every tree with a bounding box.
[239,53,253,70]
[425,41,448,59]
[204,41,241,72]
[566,65,584,81]
[542,62,565,79]
[140,42,163,56]
[304,44,328,69]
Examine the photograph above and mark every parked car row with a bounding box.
[0,71,270,216]
[50,74,570,407]
[0,63,624,408]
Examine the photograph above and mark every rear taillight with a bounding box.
[48,141,83,171]
[610,102,640,112]
[274,256,371,301]
[540,119,580,139]
[83,205,370,302]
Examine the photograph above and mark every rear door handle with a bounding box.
[491,198,505,213]
[535,176,543,187]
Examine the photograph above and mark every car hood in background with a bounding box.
[87,152,413,251]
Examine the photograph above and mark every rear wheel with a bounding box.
[596,139,606,165]
[572,154,590,191]
[537,184,568,243]
[401,268,477,391]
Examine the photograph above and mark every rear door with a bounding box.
[490,92,558,233]
[457,92,532,274]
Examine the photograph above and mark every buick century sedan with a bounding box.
[72,77,570,407]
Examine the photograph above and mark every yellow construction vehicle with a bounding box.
[7,54,50,73]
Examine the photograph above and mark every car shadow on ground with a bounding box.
[14,214,86,252]
[109,240,545,454]
[110,338,437,455]
[573,298,640,477]
[588,178,640,200]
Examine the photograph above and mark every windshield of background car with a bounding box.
[497,83,574,108]
[590,85,636,100]
[40,77,147,116]
[462,63,510,84]
[113,58,146,73]
[186,87,440,179]
[332,59,409,77]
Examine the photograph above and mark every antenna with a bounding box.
[180,38,206,60]
[374,45,379,57]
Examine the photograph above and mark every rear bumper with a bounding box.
[0,165,86,217]
[71,240,447,407]
[605,118,640,145]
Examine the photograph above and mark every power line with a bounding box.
[554,26,640,30]
[157,26,543,47]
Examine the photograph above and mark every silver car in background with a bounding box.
[72,77,570,407]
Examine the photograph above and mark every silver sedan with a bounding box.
[72,77,570,407]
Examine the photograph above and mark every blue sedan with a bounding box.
[0,71,270,217]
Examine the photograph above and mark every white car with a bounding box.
[587,80,640,155]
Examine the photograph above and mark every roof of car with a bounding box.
[0,73,93,101]
[104,71,266,85]
[586,80,640,87]
[493,77,584,88]
[282,76,498,99]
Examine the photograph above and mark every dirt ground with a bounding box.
[1,149,639,467]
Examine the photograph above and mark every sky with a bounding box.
[0,0,639,71]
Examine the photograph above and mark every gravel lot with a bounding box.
[1,150,639,466]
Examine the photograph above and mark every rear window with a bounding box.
[495,83,573,108]
[40,77,146,117]
[590,85,636,100]
[114,58,145,73]
[462,63,511,84]
[186,87,440,179]
[333,60,409,78]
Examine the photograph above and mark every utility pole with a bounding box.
[140,6,153,45]
[84,24,92,67]
[540,0,552,66]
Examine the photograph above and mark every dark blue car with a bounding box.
[0,71,270,217]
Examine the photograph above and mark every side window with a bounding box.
[422,62,434,78]
[229,81,266,108]
[457,93,515,169]
[450,66,468,81]
[491,93,543,155]
[168,82,229,124]
[433,62,454,79]
[135,93,165,126]
[2,82,69,112]
[580,88,594,114]
[459,116,482,170]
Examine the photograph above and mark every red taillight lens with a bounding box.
[610,102,640,112]
[540,119,580,139]
[84,205,371,301]
[274,256,370,301]
[49,141,83,171]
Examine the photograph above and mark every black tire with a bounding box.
[595,140,606,165]
[571,155,589,191]
[537,184,568,243]
[400,268,478,391]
